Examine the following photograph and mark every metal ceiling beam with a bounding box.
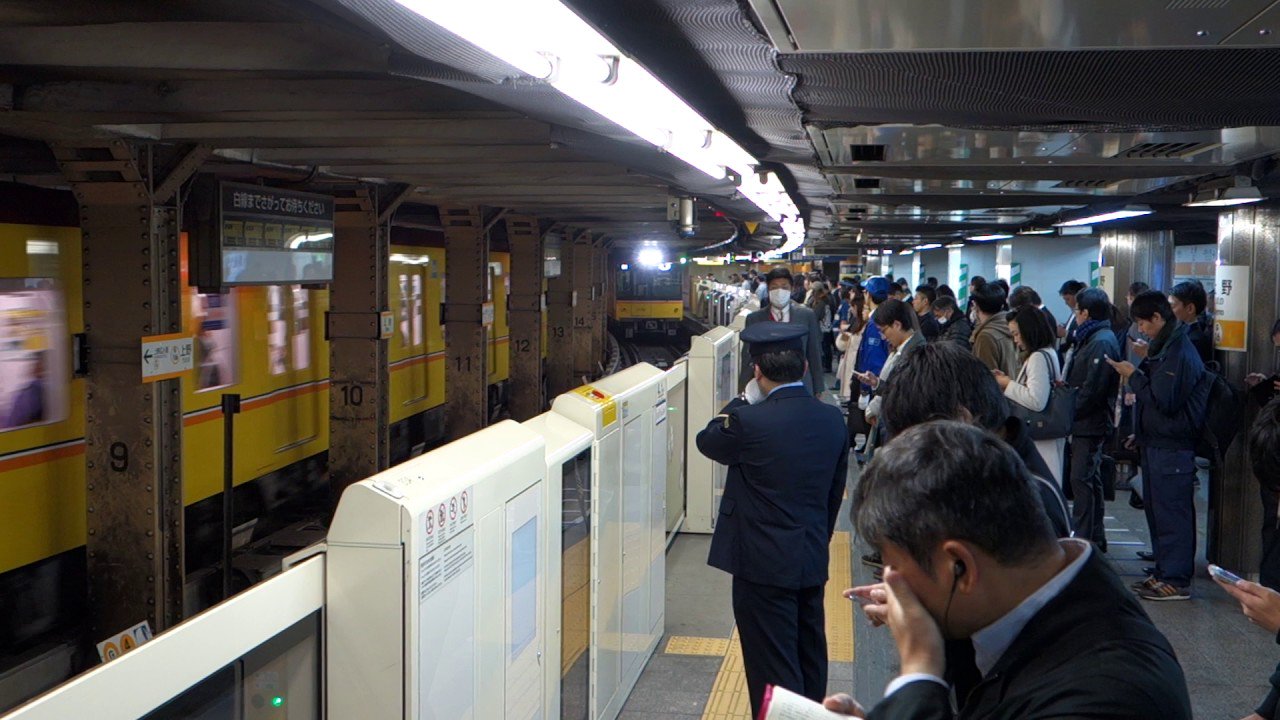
[16,79,496,115]
[0,23,385,73]
[100,119,555,143]
[822,159,1224,181]
[834,192,1099,210]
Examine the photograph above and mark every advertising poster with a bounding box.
[0,279,67,432]
[1214,265,1249,352]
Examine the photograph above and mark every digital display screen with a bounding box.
[0,279,67,433]
[220,182,334,285]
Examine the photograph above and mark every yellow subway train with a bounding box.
[0,221,528,648]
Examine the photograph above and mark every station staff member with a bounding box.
[697,322,849,718]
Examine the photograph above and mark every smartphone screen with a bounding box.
[1209,564,1244,585]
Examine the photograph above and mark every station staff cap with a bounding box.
[740,322,808,358]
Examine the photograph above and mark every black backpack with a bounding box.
[1197,364,1242,465]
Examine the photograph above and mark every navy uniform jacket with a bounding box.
[697,385,849,589]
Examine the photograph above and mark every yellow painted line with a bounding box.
[826,531,854,662]
[701,630,750,720]
[666,636,731,657]
[700,532,854,719]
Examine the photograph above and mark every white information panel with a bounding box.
[417,485,476,720]
[685,327,738,533]
[551,364,668,720]
[326,420,547,720]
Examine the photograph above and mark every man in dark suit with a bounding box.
[697,322,849,719]
[741,266,826,396]
[823,422,1190,720]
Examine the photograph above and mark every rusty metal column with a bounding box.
[1100,229,1175,315]
[1213,206,1280,572]
[328,190,389,498]
[54,141,185,636]
[546,234,575,397]
[442,205,489,438]
[572,232,595,383]
[506,215,544,420]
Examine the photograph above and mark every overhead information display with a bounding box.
[220,182,334,285]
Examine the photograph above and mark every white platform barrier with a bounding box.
[2,361,689,720]
[684,326,739,534]
[547,364,668,720]
[4,556,324,720]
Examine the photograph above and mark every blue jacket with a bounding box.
[697,386,849,589]
[1065,324,1121,437]
[1130,323,1209,450]
[855,321,890,394]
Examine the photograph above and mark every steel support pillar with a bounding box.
[1212,207,1280,573]
[590,240,607,372]
[546,233,576,397]
[506,215,545,420]
[327,190,390,498]
[1100,229,1175,316]
[442,205,489,438]
[53,140,185,636]
[572,232,595,383]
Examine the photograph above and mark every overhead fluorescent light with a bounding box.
[1054,205,1153,227]
[1017,228,1054,235]
[1057,226,1093,236]
[968,233,1013,242]
[393,0,802,239]
[1184,186,1264,207]
[898,249,914,255]
[913,243,942,250]
[945,242,965,249]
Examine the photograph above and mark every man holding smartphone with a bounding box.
[696,321,849,719]
[1107,291,1210,602]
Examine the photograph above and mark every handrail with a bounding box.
[3,556,325,720]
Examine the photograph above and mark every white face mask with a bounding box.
[769,288,791,309]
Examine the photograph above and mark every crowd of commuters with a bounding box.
[696,262,1280,716]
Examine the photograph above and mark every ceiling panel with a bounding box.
[753,0,1275,52]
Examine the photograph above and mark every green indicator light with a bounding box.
[271,696,284,708]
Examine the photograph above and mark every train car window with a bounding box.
[291,286,310,371]
[398,274,411,348]
[267,286,287,376]
[0,278,68,433]
[410,274,423,347]
[194,291,238,392]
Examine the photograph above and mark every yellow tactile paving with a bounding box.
[826,531,855,662]
[701,630,751,720]
[666,635,732,656]
[700,533,856,719]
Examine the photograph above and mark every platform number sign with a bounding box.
[97,621,154,663]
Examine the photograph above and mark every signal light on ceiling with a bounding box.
[1054,205,1153,227]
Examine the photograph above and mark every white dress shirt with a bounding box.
[769,303,791,323]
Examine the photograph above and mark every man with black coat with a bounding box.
[932,296,972,351]
[1064,287,1122,550]
[823,422,1191,720]
[697,322,849,719]
[1108,291,1210,601]
[742,266,826,396]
